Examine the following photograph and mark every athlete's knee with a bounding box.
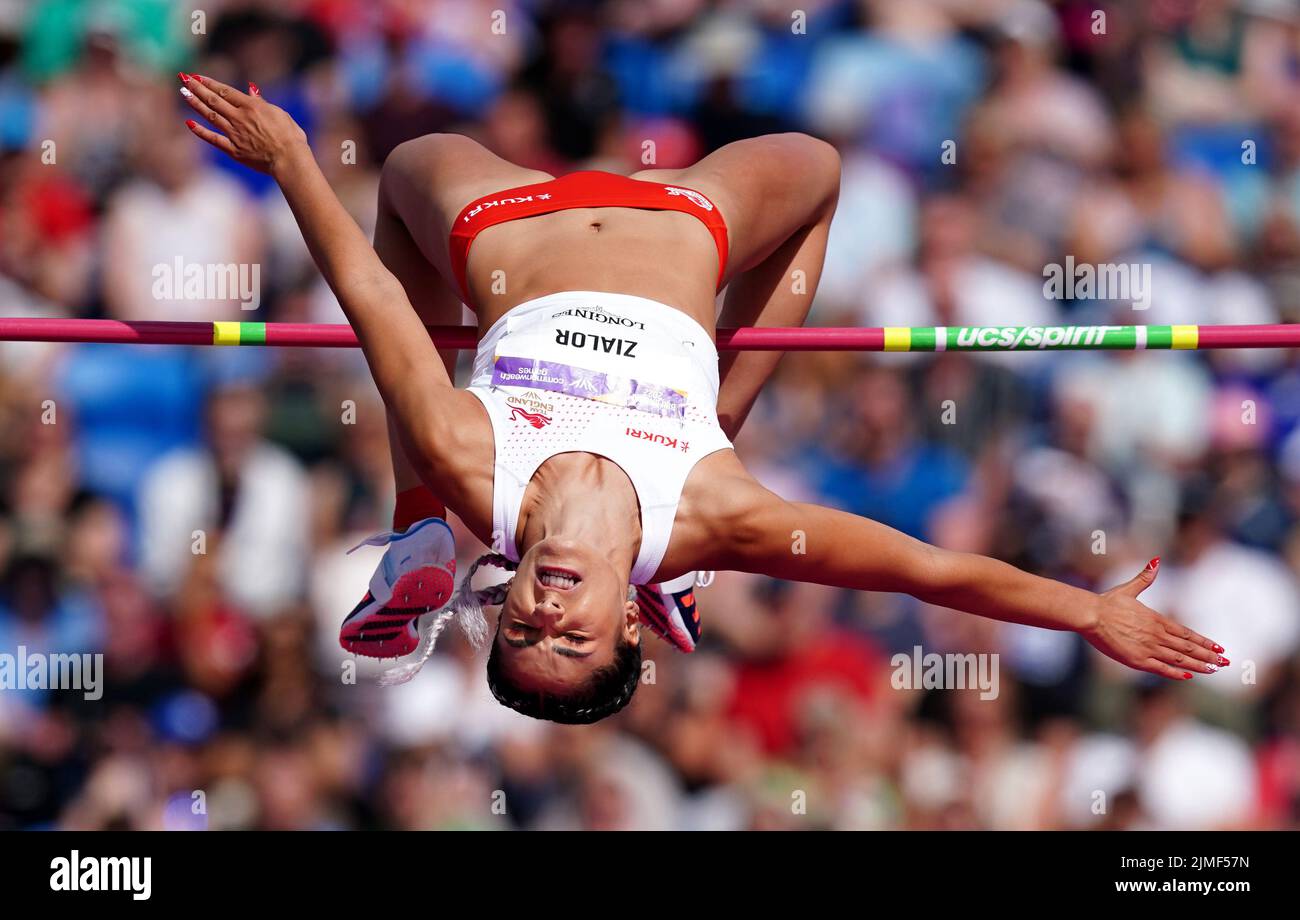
[379,133,475,209]
[786,133,841,210]
[384,133,480,178]
[750,132,841,215]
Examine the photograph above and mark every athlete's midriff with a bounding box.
[450,171,730,336]
[468,210,721,334]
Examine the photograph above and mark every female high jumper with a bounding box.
[178,74,1227,724]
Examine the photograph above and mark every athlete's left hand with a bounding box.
[177,73,307,175]
[1081,557,1226,680]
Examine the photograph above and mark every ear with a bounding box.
[621,597,641,646]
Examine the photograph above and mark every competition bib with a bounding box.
[490,301,695,419]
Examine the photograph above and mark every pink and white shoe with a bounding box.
[635,571,709,653]
[339,517,456,658]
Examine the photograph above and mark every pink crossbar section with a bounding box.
[4,318,1300,351]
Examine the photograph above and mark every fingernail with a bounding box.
[248,82,260,96]
[1213,644,1224,653]
[1218,656,1229,666]
[1183,672,1193,680]
[178,72,189,83]
[180,87,193,98]
[185,119,197,129]
[1147,556,1160,570]
[1205,666,1217,674]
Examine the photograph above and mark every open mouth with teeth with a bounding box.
[537,567,581,591]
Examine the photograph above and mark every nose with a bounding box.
[533,595,564,620]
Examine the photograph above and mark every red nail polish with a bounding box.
[185,119,197,129]
[1183,672,1193,680]
[178,72,189,83]
[1218,657,1230,666]
[1147,556,1160,570]
[248,82,260,96]
[1213,644,1224,653]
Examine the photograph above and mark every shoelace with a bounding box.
[377,553,507,685]
[346,529,401,554]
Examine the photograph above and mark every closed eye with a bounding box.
[502,625,592,657]
[504,622,539,647]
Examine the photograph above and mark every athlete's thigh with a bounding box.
[636,133,840,279]
[378,133,553,282]
[373,207,464,377]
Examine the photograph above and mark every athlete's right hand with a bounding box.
[1081,558,1227,680]
[178,73,307,176]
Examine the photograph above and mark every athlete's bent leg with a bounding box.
[630,136,839,650]
[337,158,469,658]
[651,133,841,438]
[713,200,835,439]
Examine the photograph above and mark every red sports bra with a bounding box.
[448,170,729,306]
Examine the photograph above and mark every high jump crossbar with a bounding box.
[3,319,1300,351]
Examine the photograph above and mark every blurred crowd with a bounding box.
[2,0,1300,830]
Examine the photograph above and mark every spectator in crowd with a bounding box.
[138,381,309,617]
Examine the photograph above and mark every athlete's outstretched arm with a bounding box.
[178,75,462,461]
[706,472,1226,681]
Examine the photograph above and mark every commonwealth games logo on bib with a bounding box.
[492,356,687,419]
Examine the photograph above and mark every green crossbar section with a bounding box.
[881,325,1199,352]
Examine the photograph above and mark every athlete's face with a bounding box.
[495,537,639,692]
